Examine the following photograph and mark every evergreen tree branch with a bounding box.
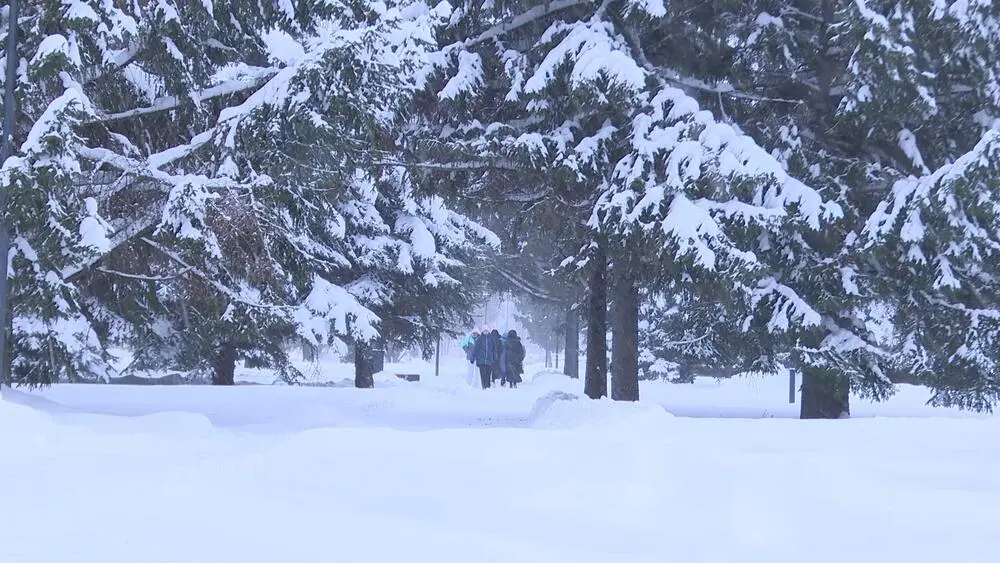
[97,266,193,282]
[138,237,286,313]
[87,69,280,125]
[459,0,591,49]
[80,41,146,86]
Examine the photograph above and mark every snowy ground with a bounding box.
[3,354,999,563]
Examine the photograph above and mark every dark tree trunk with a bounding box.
[800,366,850,419]
[355,340,375,389]
[563,306,580,379]
[584,243,608,400]
[545,348,551,368]
[212,342,237,386]
[1,316,10,386]
[610,260,640,401]
[302,339,317,362]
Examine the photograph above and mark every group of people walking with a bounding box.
[462,327,526,389]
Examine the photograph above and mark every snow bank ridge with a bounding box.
[527,390,675,429]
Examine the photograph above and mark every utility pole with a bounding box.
[1,0,19,388]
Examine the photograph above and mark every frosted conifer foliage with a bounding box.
[0,0,491,384]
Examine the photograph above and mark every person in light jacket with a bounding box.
[461,330,479,386]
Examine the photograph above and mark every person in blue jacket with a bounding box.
[472,328,502,389]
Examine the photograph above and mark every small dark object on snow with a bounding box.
[395,373,420,382]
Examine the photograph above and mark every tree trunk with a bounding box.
[212,342,237,386]
[563,306,580,379]
[302,339,317,362]
[545,348,551,368]
[800,366,850,419]
[610,260,640,402]
[435,334,441,376]
[1,316,11,387]
[355,340,375,389]
[584,243,608,400]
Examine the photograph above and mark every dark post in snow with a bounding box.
[0,0,19,388]
[434,332,440,377]
[789,370,796,404]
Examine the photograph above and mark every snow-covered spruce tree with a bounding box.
[629,0,908,417]
[411,0,612,387]
[418,0,840,402]
[642,0,1000,416]
[2,0,492,386]
[638,286,782,383]
[852,1,1000,411]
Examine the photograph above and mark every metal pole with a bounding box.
[0,0,19,388]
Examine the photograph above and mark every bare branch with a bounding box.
[492,265,561,303]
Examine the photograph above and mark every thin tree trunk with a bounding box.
[563,306,580,379]
[1,315,11,387]
[545,348,551,368]
[435,333,441,376]
[302,339,317,362]
[355,340,375,389]
[800,366,850,419]
[610,260,640,401]
[212,342,237,386]
[584,243,608,400]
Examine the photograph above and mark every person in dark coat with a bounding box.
[497,331,510,386]
[472,327,501,389]
[503,330,526,388]
[487,329,504,386]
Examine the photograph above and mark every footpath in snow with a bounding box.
[2,359,999,563]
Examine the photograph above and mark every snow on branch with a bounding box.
[863,129,1000,269]
[80,40,146,85]
[458,0,592,49]
[87,68,280,125]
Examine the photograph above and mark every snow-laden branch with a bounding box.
[88,69,280,125]
[62,142,238,282]
[97,266,192,282]
[76,140,224,186]
[373,158,526,172]
[659,333,711,347]
[80,41,145,85]
[63,198,164,282]
[459,0,591,49]
[139,236,279,312]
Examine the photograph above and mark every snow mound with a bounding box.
[0,391,54,427]
[527,390,675,430]
[526,371,579,393]
[106,411,217,435]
